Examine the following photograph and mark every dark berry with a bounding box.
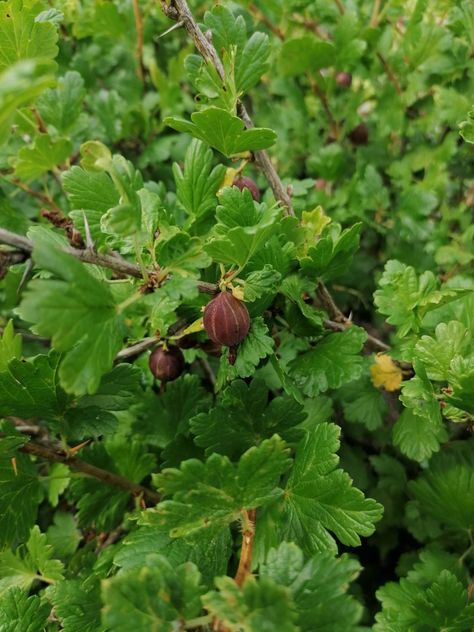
[348,122,369,146]
[203,291,250,347]
[149,346,184,382]
[335,72,352,87]
[232,175,260,202]
[314,178,327,190]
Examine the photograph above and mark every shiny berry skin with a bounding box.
[348,122,369,146]
[203,291,250,347]
[335,71,352,87]
[149,346,184,382]
[232,176,260,202]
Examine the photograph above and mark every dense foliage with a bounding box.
[0,0,473,629]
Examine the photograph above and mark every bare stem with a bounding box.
[235,508,257,587]
[334,0,345,15]
[17,439,160,506]
[132,0,145,83]
[376,52,402,95]
[370,0,382,27]
[6,177,60,211]
[161,0,294,216]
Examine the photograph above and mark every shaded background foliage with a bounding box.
[0,0,473,630]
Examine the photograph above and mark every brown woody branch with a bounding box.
[0,228,218,294]
[161,0,294,216]
[18,439,160,506]
[234,508,257,586]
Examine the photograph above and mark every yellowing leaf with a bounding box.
[231,285,245,301]
[179,317,204,336]
[219,167,238,192]
[370,354,402,392]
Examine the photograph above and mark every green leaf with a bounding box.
[47,576,104,632]
[374,260,462,337]
[339,373,388,430]
[206,189,280,268]
[102,558,204,632]
[190,379,305,459]
[203,575,298,632]
[100,202,140,237]
[62,166,120,249]
[173,139,226,221]
[136,374,211,448]
[0,587,50,632]
[281,424,383,553]
[281,275,325,331]
[37,70,85,133]
[0,526,64,595]
[242,265,282,302]
[79,364,142,411]
[279,36,335,76]
[375,569,474,632]
[165,107,276,157]
[0,353,68,418]
[46,512,81,559]
[415,321,469,381]
[0,59,55,144]
[0,0,58,71]
[217,317,274,388]
[152,436,291,537]
[400,362,442,424]
[288,327,367,396]
[115,525,231,590]
[459,104,474,143]
[156,232,211,276]
[261,543,363,632]
[300,223,362,282]
[408,441,474,534]
[235,31,271,93]
[14,134,72,181]
[0,439,41,548]
[393,408,447,462]
[46,463,70,507]
[17,227,124,395]
[68,439,155,530]
[204,5,270,94]
[446,355,474,414]
[0,320,21,371]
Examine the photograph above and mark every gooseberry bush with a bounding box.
[0,0,473,629]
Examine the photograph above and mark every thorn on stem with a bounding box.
[155,20,184,39]
[82,211,96,253]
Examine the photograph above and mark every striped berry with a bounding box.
[232,175,260,202]
[203,291,250,347]
[149,346,184,382]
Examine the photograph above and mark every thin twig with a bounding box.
[234,508,257,586]
[370,0,382,27]
[376,52,402,95]
[114,337,157,362]
[0,228,219,292]
[17,440,160,506]
[316,282,346,322]
[132,0,145,83]
[324,319,390,352]
[161,0,294,216]
[334,0,345,15]
[308,75,339,139]
[7,177,61,211]
[31,107,48,134]
[248,3,284,40]
[197,356,216,386]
